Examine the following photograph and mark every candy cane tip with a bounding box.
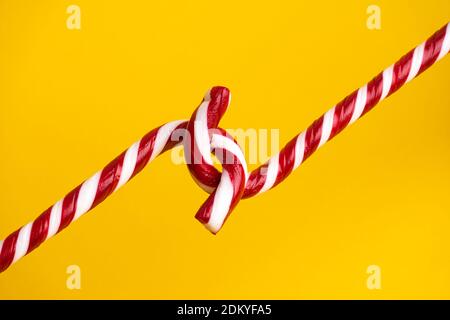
[210,86,231,108]
[202,224,220,235]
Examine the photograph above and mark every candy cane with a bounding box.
[0,120,188,273]
[1,23,449,274]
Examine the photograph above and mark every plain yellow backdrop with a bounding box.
[0,0,449,299]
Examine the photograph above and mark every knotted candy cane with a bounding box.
[0,22,449,274]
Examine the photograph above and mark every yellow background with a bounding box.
[0,0,449,299]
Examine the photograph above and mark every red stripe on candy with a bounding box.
[243,166,267,199]
[92,152,125,208]
[131,129,157,179]
[58,186,80,232]
[419,25,447,74]
[274,137,297,186]
[362,73,384,115]
[388,50,414,96]
[0,229,20,272]
[330,90,357,140]
[27,208,51,253]
[303,116,324,161]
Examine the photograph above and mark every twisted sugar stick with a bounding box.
[0,120,187,273]
[1,23,449,273]
[240,22,450,198]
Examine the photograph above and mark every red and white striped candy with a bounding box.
[241,22,450,198]
[184,87,248,233]
[0,22,449,273]
[0,120,187,273]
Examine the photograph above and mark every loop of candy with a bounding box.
[1,23,449,273]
